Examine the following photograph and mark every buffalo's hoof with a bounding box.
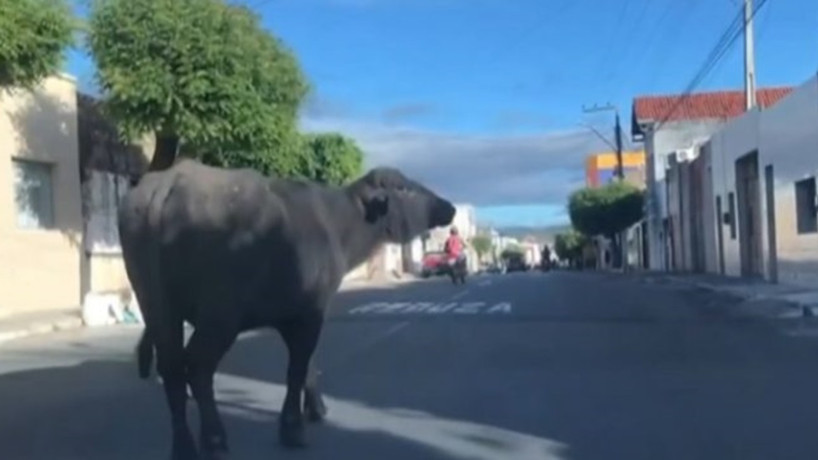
[305,394,328,423]
[278,418,308,449]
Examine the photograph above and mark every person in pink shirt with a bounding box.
[444,226,466,262]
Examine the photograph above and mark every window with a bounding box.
[12,159,55,230]
[795,177,818,234]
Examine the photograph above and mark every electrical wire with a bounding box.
[656,0,770,127]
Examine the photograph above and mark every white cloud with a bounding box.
[301,116,607,209]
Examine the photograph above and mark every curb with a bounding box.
[679,279,818,319]
[0,315,85,346]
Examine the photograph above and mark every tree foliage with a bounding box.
[300,133,364,185]
[553,230,587,263]
[470,234,493,259]
[0,0,75,89]
[87,0,309,171]
[568,181,645,238]
[500,245,524,259]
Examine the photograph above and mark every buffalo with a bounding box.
[118,158,456,460]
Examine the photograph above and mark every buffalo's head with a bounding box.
[350,167,456,243]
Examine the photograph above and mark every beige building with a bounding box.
[0,74,84,318]
[0,74,150,320]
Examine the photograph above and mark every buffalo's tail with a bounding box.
[136,329,154,379]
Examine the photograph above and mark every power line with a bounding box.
[656,0,769,127]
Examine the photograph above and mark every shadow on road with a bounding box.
[0,357,568,460]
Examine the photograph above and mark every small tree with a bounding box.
[500,244,524,260]
[88,0,309,173]
[554,230,587,268]
[470,234,493,262]
[568,181,644,268]
[300,132,365,185]
[0,0,75,89]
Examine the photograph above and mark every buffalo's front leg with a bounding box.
[278,312,324,448]
[186,326,238,459]
[303,360,327,422]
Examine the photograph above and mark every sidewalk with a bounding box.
[0,308,84,346]
[639,272,818,319]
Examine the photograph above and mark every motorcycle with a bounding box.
[446,255,467,285]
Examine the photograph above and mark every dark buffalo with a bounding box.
[118,159,456,460]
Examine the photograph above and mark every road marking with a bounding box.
[348,301,512,316]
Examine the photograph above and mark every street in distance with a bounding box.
[348,301,513,315]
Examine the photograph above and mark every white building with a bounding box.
[631,87,792,271]
[660,75,818,288]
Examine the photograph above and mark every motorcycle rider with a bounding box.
[444,226,467,266]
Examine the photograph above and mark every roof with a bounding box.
[631,86,794,136]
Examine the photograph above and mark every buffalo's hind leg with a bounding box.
[277,311,324,448]
[186,326,239,460]
[154,317,198,460]
[303,360,328,423]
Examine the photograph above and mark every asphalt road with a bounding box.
[2,271,818,460]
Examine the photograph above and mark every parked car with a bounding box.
[420,251,449,278]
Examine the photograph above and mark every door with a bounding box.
[735,151,763,278]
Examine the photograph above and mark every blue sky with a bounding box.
[65,0,818,228]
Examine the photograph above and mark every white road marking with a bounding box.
[348,301,512,315]
[450,289,470,300]
[487,302,512,314]
[452,302,484,314]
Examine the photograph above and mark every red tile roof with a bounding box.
[632,87,794,124]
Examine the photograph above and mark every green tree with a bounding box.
[567,181,644,268]
[470,234,493,261]
[0,0,75,89]
[554,230,588,267]
[300,132,365,185]
[500,244,524,260]
[87,0,309,173]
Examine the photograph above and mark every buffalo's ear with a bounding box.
[363,190,389,223]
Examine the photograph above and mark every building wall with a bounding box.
[671,76,818,287]
[585,150,646,188]
[758,77,818,287]
[708,110,762,278]
[644,120,725,270]
[0,75,83,315]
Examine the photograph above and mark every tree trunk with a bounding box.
[609,233,623,269]
[148,134,180,172]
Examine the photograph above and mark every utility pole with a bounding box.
[582,103,624,180]
[744,0,757,110]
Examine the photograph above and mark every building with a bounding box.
[631,87,793,271]
[0,74,154,321]
[583,150,649,270]
[585,150,647,189]
[0,74,84,318]
[664,76,817,288]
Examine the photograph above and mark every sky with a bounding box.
[65,0,818,228]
